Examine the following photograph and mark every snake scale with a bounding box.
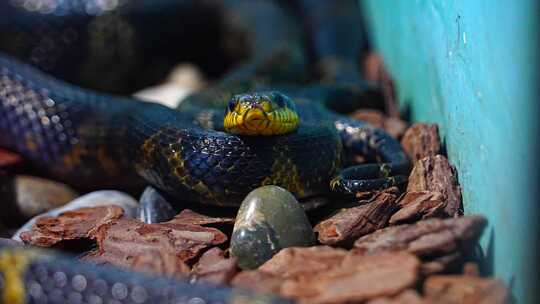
[0,1,410,303]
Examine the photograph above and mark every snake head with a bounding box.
[224,91,299,135]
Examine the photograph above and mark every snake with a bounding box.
[0,243,292,304]
[0,0,410,303]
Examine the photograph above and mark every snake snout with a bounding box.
[244,108,272,134]
[224,92,300,136]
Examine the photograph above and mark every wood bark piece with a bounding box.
[192,247,238,285]
[20,206,123,247]
[363,52,384,83]
[171,209,234,226]
[12,190,139,242]
[462,262,480,276]
[83,217,226,278]
[407,155,462,217]
[361,52,401,118]
[0,148,22,167]
[353,216,487,259]
[367,290,424,304]
[84,249,190,278]
[232,270,284,295]
[315,191,399,246]
[280,251,420,304]
[87,217,227,264]
[390,191,446,224]
[401,124,441,161]
[423,275,511,304]
[258,246,348,278]
[234,247,420,304]
[420,252,462,276]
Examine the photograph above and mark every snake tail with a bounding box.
[0,243,292,304]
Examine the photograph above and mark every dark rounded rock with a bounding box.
[231,186,315,270]
[137,187,177,223]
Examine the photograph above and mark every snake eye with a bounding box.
[274,93,286,108]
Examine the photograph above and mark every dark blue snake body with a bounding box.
[0,54,348,206]
[0,243,292,304]
[0,1,410,303]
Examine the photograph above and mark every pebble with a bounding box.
[12,190,138,242]
[134,63,205,108]
[230,186,315,270]
[137,186,177,223]
[0,237,21,247]
[0,175,79,223]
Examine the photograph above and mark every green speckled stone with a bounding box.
[230,185,315,269]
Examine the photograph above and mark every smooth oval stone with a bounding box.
[0,175,79,223]
[137,186,177,223]
[231,186,315,269]
[12,190,138,242]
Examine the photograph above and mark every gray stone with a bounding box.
[0,175,79,222]
[0,237,22,247]
[137,187,177,223]
[231,186,315,270]
[12,190,138,241]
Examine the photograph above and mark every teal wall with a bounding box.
[361,1,539,303]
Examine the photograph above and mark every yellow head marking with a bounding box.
[224,92,300,136]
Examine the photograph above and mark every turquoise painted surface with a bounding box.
[361,1,539,303]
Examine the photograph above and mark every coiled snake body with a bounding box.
[0,0,409,207]
[0,1,410,303]
[0,53,409,206]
